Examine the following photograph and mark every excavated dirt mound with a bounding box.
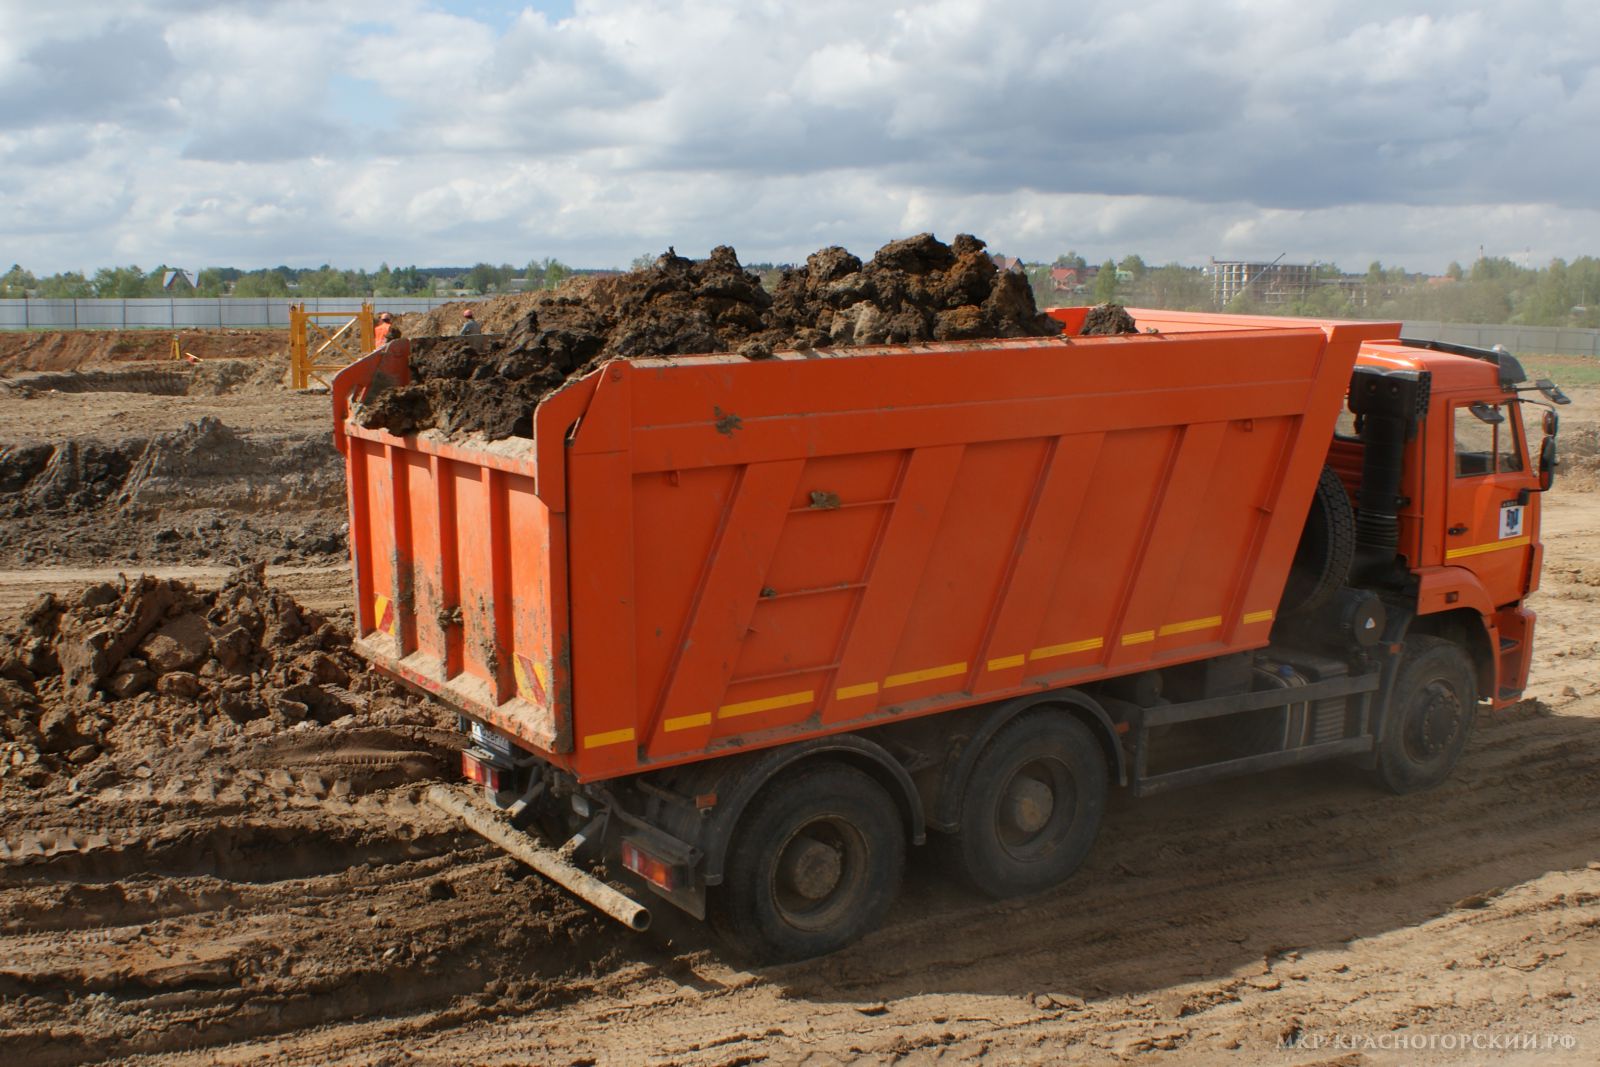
[358,234,1062,441]
[0,570,648,1065]
[400,293,548,338]
[0,359,345,568]
[0,564,435,788]
[0,329,287,376]
[1560,420,1600,491]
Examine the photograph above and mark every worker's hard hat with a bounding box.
[463,308,474,318]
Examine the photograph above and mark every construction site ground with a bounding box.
[0,337,1596,1065]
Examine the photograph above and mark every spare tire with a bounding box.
[1281,465,1356,616]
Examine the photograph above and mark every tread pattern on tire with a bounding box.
[1375,634,1477,795]
[951,713,1108,899]
[1282,465,1357,616]
[711,762,905,964]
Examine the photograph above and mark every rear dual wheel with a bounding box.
[714,763,905,964]
[950,713,1108,898]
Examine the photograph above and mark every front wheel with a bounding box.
[713,763,905,963]
[1375,636,1477,794]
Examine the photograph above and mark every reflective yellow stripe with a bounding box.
[373,594,394,634]
[1031,637,1103,660]
[1445,534,1531,560]
[1158,615,1223,637]
[717,689,813,720]
[663,712,712,732]
[1121,630,1156,646]
[883,661,967,689]
[513,657,534,699]
[986,654,1025,671]
[1243,609,1275,625]
[583,728,635,749]
[836,681,879,701]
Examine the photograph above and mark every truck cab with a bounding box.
[1345,338,1558,709]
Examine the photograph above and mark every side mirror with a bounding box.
[1540,435,1558,491]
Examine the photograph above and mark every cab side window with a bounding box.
[1454,403,1522,477]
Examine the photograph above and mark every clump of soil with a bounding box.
[1081,303,1139,335]
[0,564,414,788]
[357,234,1062,441]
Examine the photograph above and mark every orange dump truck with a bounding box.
[332,307,1566,960]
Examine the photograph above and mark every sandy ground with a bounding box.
[0,339,1596,1066]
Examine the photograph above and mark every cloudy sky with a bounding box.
[4,0,1599,275]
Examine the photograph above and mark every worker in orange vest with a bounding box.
[374,311,394,346]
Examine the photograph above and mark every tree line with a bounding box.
[0,258,579,300]
[1024,252,1600,329]
[6,252,1600,330]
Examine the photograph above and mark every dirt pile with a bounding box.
[358,233,1063,441]
[0,329,287,376]
[0,413,346,566]
[0,564,408,788]
[399,293,550,338]
[1560,421,1600,491]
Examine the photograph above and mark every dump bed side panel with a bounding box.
[563,325,1377,779]
[338,425,571,753]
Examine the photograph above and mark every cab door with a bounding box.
[1445,398,1537,604]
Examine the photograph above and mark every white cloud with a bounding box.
[3,0,1599,274]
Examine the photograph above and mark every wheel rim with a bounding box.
[1402,678,1464,763]
[993,757,1077,860]
[769,815,869,932]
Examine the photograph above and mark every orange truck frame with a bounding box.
[332,308,1567,961]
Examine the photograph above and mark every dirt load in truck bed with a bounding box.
[356,233,1062,441]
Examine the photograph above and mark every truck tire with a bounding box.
[1375,636,1476,794]
[950,714,1107,898]
[712,763,905,963]
[1282,465,1356,616]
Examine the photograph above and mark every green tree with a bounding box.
[1117,254,1147,280]
[1445,261,1464,281]
[299,266,352,297]
[231,270,289,298]
[1092,259,1118,304]
[194,268,228,297]
[38,271,91,298]
[92,265,151,298]
[465,262,496,294]
[542,258,572,289]
[1054,251,1087,270]
[1145,263,1211,310]
[1,264,37,297]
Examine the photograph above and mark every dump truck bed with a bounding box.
[333,309,1399,781]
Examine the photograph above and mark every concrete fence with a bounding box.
[0,297,482,331]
